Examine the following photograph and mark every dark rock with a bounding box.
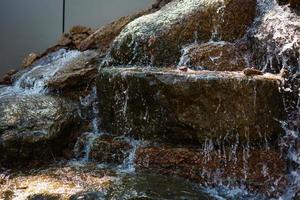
[243,68,264,76]
[180,42,247,71]
[0,94,79,163]
[70,192,106,200]
[278,0,300,8]
[0,69,17,85]
[89,135,132,164]
[107,172,211,200]
[27,194,61,200]
[290,0,300,8]
[135,146,288,198]
[108,0,256,66]
[97,67,284,145]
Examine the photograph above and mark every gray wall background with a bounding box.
[0,0,151,76]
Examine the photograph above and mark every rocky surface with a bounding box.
[108,0,256,66]
[249,0,300,74]
[22,53,40,69]
[0,165,113,200]
[0,94,79,163]
[0,69,17,85]
[135,146,288,197]
[89,135,132,165]
[97,67,284,145]
[179,41,247,71]
[14,49,99,94]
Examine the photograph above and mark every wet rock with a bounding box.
[107,172,212,200]
[97,67,284,145]
[108,0,256,66]
[277,0,300,8]
[0,69,17,85]
[0,95,79,163]
[135,146,288,197]
[0,165,113,199]
[290,0,300,8]
[15,49,99,94]
[89,135,132,164]
[22,53,40,69]
[249,1,300,73]
[243,68,264,76]
[70,192,106,200]
[27,194,61,200]
[180,42,247,71]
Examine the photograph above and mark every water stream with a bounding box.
[0,0,299,199]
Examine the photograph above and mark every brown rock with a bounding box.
[21,53,40,68]
[45,50,99,93]
[183,42,247,71]
[78,10,149,52]
[89,135,132,164]
[135,146,288,197]
[69,25,93,35]
[243,68,264,76]
[0,69,18,85]
[57,33,72,46]
[108,0,256,66]
[290,0,300,8]
[98,67,284,146]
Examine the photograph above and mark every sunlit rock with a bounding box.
[97,67,284,145]
[0,165,113,199]
[108,0,256,66]
[0,94,79,162]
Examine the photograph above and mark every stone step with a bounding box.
[97,67,285,145]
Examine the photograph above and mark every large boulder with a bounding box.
[0,94,79,162]
[97,67,284,145]
[108,0,256,66]
[179,41,247,71]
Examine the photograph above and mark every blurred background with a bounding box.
[0,0,152,76]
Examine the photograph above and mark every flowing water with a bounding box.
[0,0,300,199]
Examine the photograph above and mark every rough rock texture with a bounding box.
[0,95,79,162]
[108,0,256,66]
[22,53,40,69]
[277,0,300,8]
[0,165,113,200]
[97,67,284,145]
[89,135,132,164]
[15,49,99,94]
[58,25,94,50]
[179,42,247,71]
[135,146,288,197]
